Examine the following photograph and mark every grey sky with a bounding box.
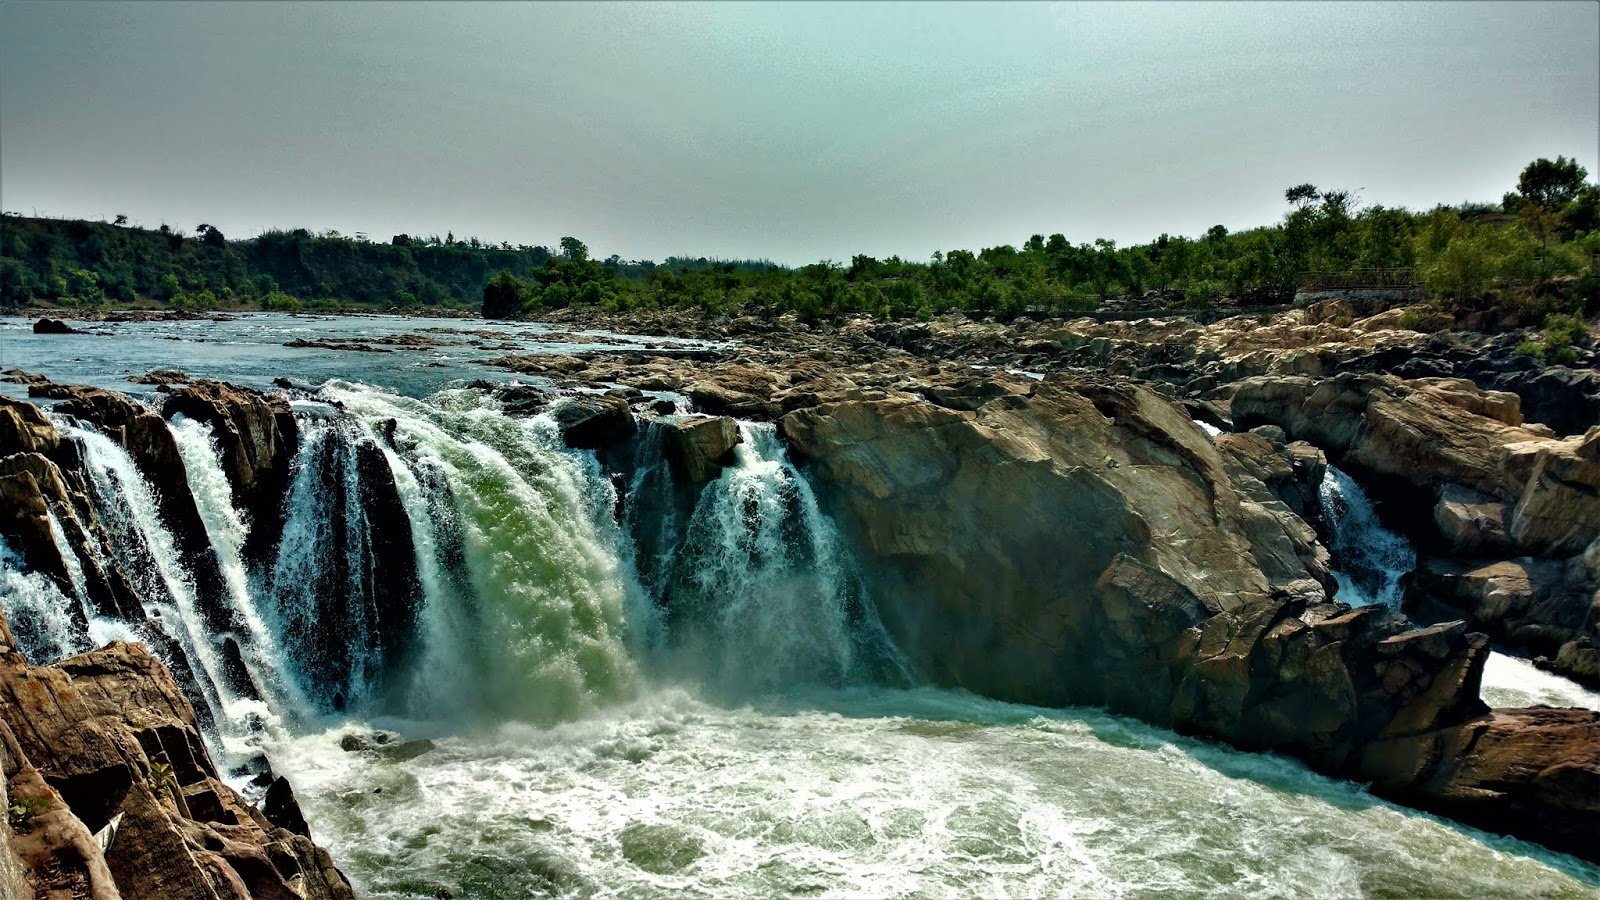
[2,1,1596,265]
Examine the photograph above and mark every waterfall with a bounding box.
[1317,465,1600,711]
[63,423,244,730]
[649,421,910,691]
[169,415,303,716]
[1318,466,1415,608]
[321,382,641,723]
[12,379,912,743]
[264,414,421,715]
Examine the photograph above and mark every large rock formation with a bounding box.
[0,611,353,898]
[663,416,742,482]
[1227,372,1600,684]
[777,375,1600,861]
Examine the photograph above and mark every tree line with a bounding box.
[3,157,1595,324]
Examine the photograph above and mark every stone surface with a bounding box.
[1432,484,1515,556]
[663,416,742,482]
[0,621,355,899]
[1508,427,1600,557]
[161,380,298,562]
[31,318,82,335]
[552,392,638,449]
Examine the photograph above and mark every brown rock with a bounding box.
[552,392,637,449]
[1508,427,1600,556]
[663,416,742,482]
[1432,483,1515,555]
[0,634,355,898]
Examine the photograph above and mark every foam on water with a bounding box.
[0,533,88,663]
[271,687,1600,899]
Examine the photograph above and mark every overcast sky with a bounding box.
[2,1,1596,265]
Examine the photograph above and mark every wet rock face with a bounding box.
[0,625,355,899]
[780,377,1332,706]
[1370,706,1600,863]
[160,380,299,563]
[553,392,638,449]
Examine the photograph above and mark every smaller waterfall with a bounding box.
[652,422,909,691]
[1318,467,1414,608]
[265,416,396,713]
[64,423,242,729]
[170,415,301,714]
[1317,466,1600,712]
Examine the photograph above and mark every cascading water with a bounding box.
[5,346,1596,896]
[645,421,909,691]
[266,414,409,714]
[64,423,249,733]
[322,382,642,723]
[1318,466,1415,608]
[0,532,89,663]
[1317,466,1600,712]
[170,414,302,716]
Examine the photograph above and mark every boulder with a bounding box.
[779,378,1333,707]
[1408,557,1587,655]
[0,398,59,457]
[1431,484,1515,555]
[1230,373,1599,558]
[0,627,355,899]
[1508,427,1600,556]
[552,392,638,449]
[685,380,781,420]
[491,383,554,417]
[1228,373,1548,500]
[31,318,81,335]
[663,416,742,482]
[1214,432,1326,521]
[1366,707,1600,863]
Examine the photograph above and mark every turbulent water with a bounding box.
[3,316,1599,897]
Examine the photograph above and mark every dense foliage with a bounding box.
[0,221,561,311]
[4,158,1596,326]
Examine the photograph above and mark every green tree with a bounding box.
[481,268,523,319]
[559,236,589,262]
[1517,156,1588,210]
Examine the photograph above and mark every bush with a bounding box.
[1397,305,1446,332]
[1513,340,1546,360]
[262,290,302,311]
